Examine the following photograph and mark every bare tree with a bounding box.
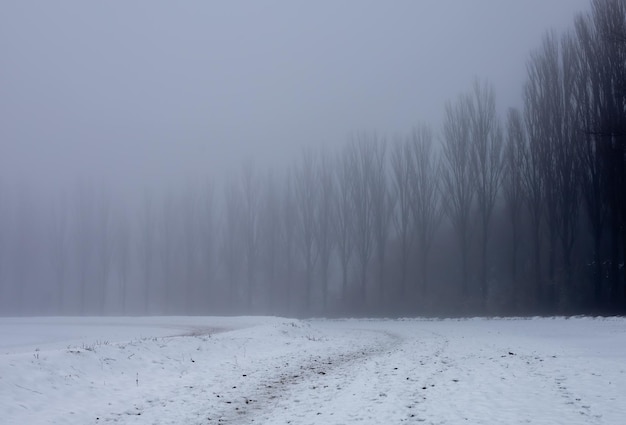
[0,189,6,312]
[334,147,355,305]
[525,32,563,306]
[468,79,504,306]
[370,138,394,308]
[525,32,582,308]
[138,193,155,314]
[593,0,626,306]
[13,191,37,313]
[409,126,442,297]
[441,96,476,298]
[522,84,546,307]
[94,189,113,314]
[114,210,131,315]
[74,183,95,314]
[391,136,414,298]
[574,0,626,309]
[221,176,243,310]
[158,194,178,313]
[348,136,376,307]
[281,172,297,314]
[294,151,319,312]
[574,8,608,307]
[184,188,200,312]
[199,180,216,312]
[237,164,259,311]
[503,108,526,306]
[0,189,4,309]
[260,170,282,313]
[556,33,583,300]
[316,151,335,312]
[50,195,69,313]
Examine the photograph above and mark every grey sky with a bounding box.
[0,1,589,201]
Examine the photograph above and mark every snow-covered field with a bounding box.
[1,316,624,425]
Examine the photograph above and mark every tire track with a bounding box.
[245,326,450,424]
[205,328,402,424]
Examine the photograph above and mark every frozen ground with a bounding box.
[0,316,624,425]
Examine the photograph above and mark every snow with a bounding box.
[1,316,624,424]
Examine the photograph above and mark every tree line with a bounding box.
[0,0,624,317]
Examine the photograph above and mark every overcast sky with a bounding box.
[0,1,590,202]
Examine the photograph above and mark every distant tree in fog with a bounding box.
[348,136,376,307]
[503,108,526,305]
[525,33,562,305]
[315,151,335,311]
[259,170,281,313]
[241,164,259,311]
[50,196,69,313]
[521,81,545,306]
[525,32,581,308]
[441,96,476,298]
[408,126,441,296]
[391,137,414,297]
[138,194,155,314]
[158,195,177,313]
[94,190,113,314]
[114,211,131,315]
[12,191,38,312]
[334,148,355,305]
[295,151,319,311]
[0,191,6,311]
[74,184,95,314]
[468,79,503,305]
[370,139,394,308]
[182,186,201,312]
[199,181,216,312]
[221,176,243,309]
[281,173,297,314]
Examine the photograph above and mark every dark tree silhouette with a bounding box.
[260,170,282,313]
[408,126,442,297]
[503,108,526,308]
[370,139,394,309]
[574,0,626,310]
[294,151,319,312]
[315,151,335,312]
[441,95,475,299]
[221,176,243,310]
[348,135,376,308]
[334,146,355,305]
[241,164,259,311]
[138,193,155,314]
[468,79,503,306]
[391,136,414,298]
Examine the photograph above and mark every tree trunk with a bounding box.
[609,211,620,310]
[419,245,429,297]
[481,222,488,308]
[461,230,469,299]
[341,259,348,305]
[532,221,542,309]
[593,232,602,309]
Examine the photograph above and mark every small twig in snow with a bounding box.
[15,384,43,395]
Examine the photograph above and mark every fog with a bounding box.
[1,1,585,198]
[5,1,619,318]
